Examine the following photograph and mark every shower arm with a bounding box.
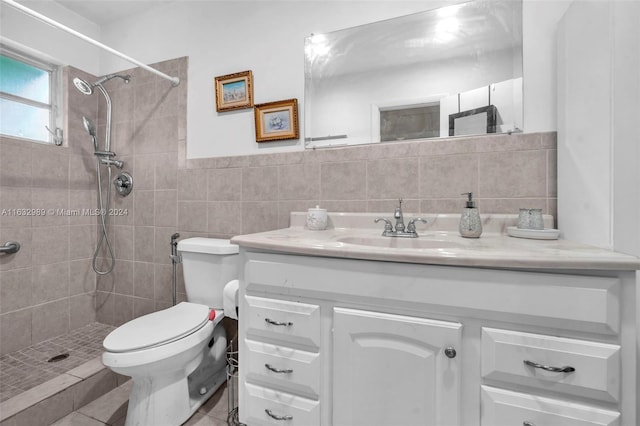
[1,0,180,87]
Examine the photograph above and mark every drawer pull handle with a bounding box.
[524,360,575,373]
[265,363,294,374]
[523,422,535,426]
[265,318,293,327]
[265,409,293,421]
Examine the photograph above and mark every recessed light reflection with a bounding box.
[305,33,330,60]
[434,17,460,43]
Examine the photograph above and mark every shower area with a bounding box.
[0,53,188,421]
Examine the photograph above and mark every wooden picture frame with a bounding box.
[254,98,299,142]
[214,70,253,112]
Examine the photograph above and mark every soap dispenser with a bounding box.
[459,192,482,238]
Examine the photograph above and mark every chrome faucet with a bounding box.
[375,199,427,238]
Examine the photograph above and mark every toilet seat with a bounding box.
[104,302,213,353]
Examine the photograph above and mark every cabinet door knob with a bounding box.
[265,409,293,420]
[264,318,293,327]
[265,363,294,374]
[524,360,575,373]
[444,346,457,358]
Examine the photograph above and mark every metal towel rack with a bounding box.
[0,241,20,254]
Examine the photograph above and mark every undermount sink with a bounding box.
[337,236,463,249]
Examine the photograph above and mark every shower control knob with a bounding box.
[444,346,457,359]
[114,172,133,196]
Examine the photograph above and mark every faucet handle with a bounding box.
[374,217,394,234]
[407,217,427,233]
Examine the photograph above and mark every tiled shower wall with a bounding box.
[1,55,557,341]
[0,67,99,355]
[93,58,188,326]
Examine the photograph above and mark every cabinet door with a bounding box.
[333,308,462,426]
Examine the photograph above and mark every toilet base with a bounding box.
[123,324,228,426]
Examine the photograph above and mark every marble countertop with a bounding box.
[230,213,640,271]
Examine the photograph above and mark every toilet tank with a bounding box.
[177,238,239,309]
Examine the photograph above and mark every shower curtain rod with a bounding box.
[1,0,180,86]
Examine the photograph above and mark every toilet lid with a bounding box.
[103,302,210,353]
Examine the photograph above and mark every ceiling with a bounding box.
[53,0,171,26]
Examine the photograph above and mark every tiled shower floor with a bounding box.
[0,323,114,403]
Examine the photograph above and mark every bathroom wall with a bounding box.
[89,56,556,326]
[0,54,555,341]
[96,1,568,159]
[93,57,188,326]
[0,67,98,356]
[179,132,557,237]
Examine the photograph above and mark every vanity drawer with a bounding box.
[481,386,620,426]
[245,295,321,349]
[482,328,620,402]
[245,339,321,398]
[244,383,320,426]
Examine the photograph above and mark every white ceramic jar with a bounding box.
[307,206,328,230]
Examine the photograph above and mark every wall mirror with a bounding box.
[304,0,523,148]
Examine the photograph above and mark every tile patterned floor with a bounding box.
[0,323,114,403]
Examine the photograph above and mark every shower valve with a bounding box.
[114,172,133,196]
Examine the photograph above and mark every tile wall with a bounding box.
[183,132,557,237]
[1,55,557,346]
[93,58,187,326]
[0,67,99,355]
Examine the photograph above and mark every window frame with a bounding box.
[0,44,62,145]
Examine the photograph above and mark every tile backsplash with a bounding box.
[0,54,556,356]
[184,131,557,237]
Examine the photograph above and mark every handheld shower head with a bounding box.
[82,116,96,137]
[82,116,98,150]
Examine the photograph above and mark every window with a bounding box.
[380,103,441,142]
[0,46,61,144]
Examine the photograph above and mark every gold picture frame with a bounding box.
[214,70,253,112]
[254,98,299,142]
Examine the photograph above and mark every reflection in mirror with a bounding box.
[450,105,497,136]
[304,0,523,148]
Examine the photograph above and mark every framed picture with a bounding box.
[214,70,253,112]
[254,98,299,142]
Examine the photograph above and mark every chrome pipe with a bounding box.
[94,84,112,152]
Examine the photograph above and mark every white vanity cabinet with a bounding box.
[237,250,637,426]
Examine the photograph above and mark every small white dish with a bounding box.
[507,226,560,240]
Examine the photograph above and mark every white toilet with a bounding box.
[102,238,239,426]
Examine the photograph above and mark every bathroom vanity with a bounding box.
[231,213,639,426]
